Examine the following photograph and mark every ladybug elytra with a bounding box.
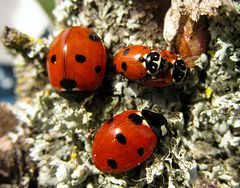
[47,26,106,91]
[92,109,168,174]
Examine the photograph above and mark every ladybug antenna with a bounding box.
[141,110,169,140]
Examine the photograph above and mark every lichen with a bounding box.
[1,0,240,187]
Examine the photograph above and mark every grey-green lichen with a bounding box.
[2,0,240,187]
[183,4,240,187]
[53,0,167,52]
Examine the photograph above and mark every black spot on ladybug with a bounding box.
[60,79,77,90]
[151,52,160,61]
[75,54,86,63]
[107,159,118,169]
[123,48,130,56]
[107,117,114,124]
[121,62,127,71]
[148,62,158,73]
[146,52,159,62]
[138,57,145,63]
[145,53,159,74]
[137,147,144,156]
[89,32,101,41]
[51,55,56,64]
[128,114,143,125]
[95,65,101,73]
[116,133,126,144]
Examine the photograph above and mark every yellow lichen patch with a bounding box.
[70,146,78,161]
[71,153,78,161]
[205,87,213,99]
[28,36,35,42]
[207,50,215,58]
[36,39,44,44]
[44,89,50,97]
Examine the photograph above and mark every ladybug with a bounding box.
[113,45,187,87]
[47,26,106,91]
[159,50,187,84]
[113,45,151,80]
[92,109,168,174]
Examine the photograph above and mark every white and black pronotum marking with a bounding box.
[145,51,167,75]
[119,48,168,79]
[171,59,187,84]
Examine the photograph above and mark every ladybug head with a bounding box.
[172,59,187,84]
[141,109,169,140]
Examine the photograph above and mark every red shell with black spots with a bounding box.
[159,49,178,63]
[91,110,158,174]
[113,45,187,87]
[47,26,106,91]
[113,45,151,80]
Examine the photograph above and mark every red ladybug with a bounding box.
[159,50,187,84]
[113,45,187,87]
[47,26,106,91]
[113,45,151,80]
[92,109,168,174]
